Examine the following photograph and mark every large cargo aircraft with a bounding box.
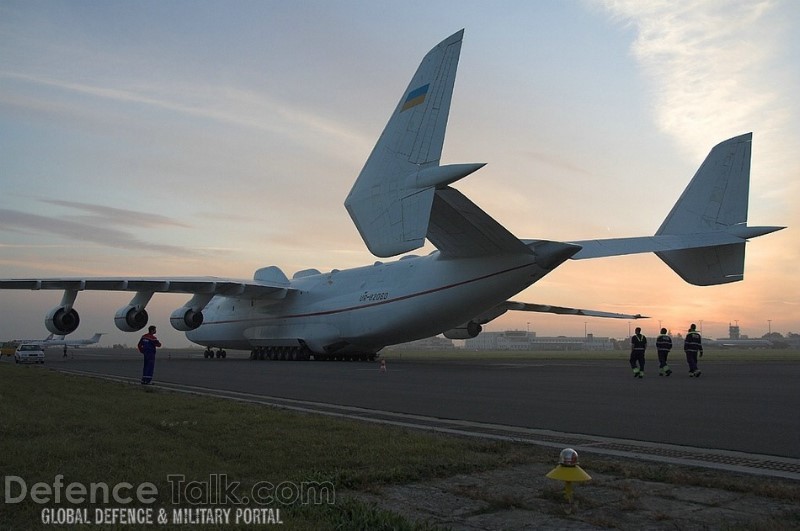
[0,30,783,360]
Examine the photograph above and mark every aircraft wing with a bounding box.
[502,301,645,320]
[0,266,294,336]
[471,300,646,325]
[0,276,291,298]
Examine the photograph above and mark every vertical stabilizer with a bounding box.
[656,133,752,285]
[345,30,464,257]
[657,133,751,235]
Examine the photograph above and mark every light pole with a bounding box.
[768,320,772,335]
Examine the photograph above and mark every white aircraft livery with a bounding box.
[0,30,784,360]
[2,333,102,351]
[36,333,104,349]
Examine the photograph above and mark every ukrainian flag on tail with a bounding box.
[401,83,429,111]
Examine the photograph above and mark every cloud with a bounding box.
[599,0,785,156]
[40,200,191,229]
[521,149,594,177]
[0,71,371,165]
[0,203,194,255]
[597,0,798,257]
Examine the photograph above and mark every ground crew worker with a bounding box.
[684,323,703,377]
[138,325,162,385]
[630,327,647,378]
[656,328,673,376]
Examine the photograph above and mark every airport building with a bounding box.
[393,325,796,352]
[465,331,614,351]
[391,335,456,350]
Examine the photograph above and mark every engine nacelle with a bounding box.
[170,307,204,332]
[45,306,80,335]
[114,305,149,332]
[443,321,482,340]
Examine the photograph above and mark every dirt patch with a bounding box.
[352,463,800,530]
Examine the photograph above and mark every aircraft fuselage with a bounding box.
[187,251,551,354]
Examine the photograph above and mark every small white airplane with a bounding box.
[39,332,104,348]
[0,30,784,360]
[2,333,103,350]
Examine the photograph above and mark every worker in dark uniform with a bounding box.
[655,328,673,376]
[138,325,162,385]
[630,327,647,378]
[684,323,703,377]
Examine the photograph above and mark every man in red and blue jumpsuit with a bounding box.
[138,325,162,385]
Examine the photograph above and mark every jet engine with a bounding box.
[45,306,80,335]
[443,321,482,340]
[169,294,214,332]
[114,291,155,332]
[115,305,149,332]
[170,307,204,331]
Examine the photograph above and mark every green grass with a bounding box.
[0,363,533,530]
[2,359,799,530]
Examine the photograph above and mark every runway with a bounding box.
[22,349,800,478]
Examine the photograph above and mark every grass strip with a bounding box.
[0,363,531,530]
[2,360,798,530]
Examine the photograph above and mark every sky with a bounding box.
[1,0,798,348]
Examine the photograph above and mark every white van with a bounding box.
[15,344,45,364]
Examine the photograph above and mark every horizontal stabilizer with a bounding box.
[568,225,784,259]
[654,133,774,285]
[657,244,745,285]
[556,133,785,286]
[406,163,485,190]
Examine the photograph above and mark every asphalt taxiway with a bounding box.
[21,349,800,478]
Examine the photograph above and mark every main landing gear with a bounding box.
[249,346,376,362]
[250,346,311,361]
[204,348,226,359]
